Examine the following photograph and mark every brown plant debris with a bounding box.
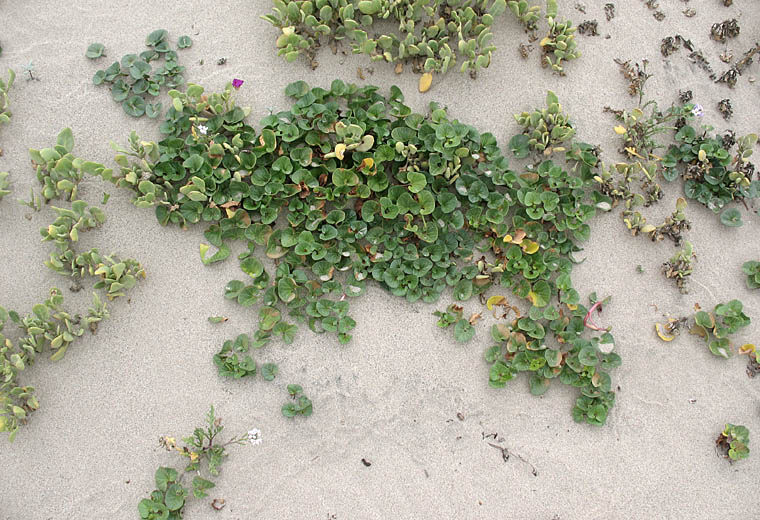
[615,58,651,97]
[710,19,740,43]
[661,34,694,57]
[717,98,733,120]
[577,20,599,36]
[689,50,717,80]
[604,3,615,21]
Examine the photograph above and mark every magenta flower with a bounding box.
[232,78,244,89]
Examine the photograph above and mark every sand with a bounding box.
[0,0,759,518]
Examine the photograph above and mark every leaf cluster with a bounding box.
[511,91,574,155]
[262,0,508,75]
[624,197,691,246]
[0,68,13,130]
[717,423,750,461]
[282,384,313,417]
[213,332,279,380]
[1,129,144,441]
[662,241,695,294]
[0,290,108,440]
[485,296,619,426]
[742,260,760,290]
[434,303,475,342]
[139,406,247,519]
[101,80,618,423]
[691,299,751,359]
[91,30,188,118]
[539,0,579,75]
[663,127,758,226]
[0,171,9,201]
[508,0,541,30]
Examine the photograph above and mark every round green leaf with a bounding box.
[454,319,475,342]
[123,95,146,117]
[86,43,105,59]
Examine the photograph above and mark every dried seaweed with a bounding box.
[710,19,740,43]
[661,34,693,57]
[604,3,615,21]
[578,20,599,36]
[717,98,733,120]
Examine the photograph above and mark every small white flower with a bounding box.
[247,428,262,446]
[691,104,704,117]
[197,125,208,135]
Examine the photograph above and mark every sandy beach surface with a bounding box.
[1,1,759,518]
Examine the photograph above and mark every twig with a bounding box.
[487,442,538,476]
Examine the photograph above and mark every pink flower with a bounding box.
[232,78,244,89]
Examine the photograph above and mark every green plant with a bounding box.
[282,384,313,417]
[485,294,619,426]
[717,423,750,461]
[691,300,751,358]
[0,68,14,155]
[0,171,10,201]
[85,43,106,59]
[508,0,541,30]
[663,127,758,225]
[662,241,694,294]
[742,260,760,289]
[0,68,13,128]
[434,303,476,342]
[102,80,617,423]
[0,289,113,440]
[213,333,279,379]
[0,129,145,441]
[262,0,508,76]
[625,197,691,245]
[139,406,249,519]
[600,61,695,218]
[91,30,188,118]
[511,90,574,155]
[539,0,579,75]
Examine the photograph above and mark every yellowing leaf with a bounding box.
[640,224,656,233]
[522,240,539,254]
[566,303,578,311]
[655,322,676,342]
[698,149,707,162]
[419,72,433,93]
[740,343,756,355]
[540,37,551,47]
[502,234,513,243]
[335,143,346,160]
[359,157,374,170]
[689,324,707,339]
[486,295,506,311]
[614,125,627,135]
